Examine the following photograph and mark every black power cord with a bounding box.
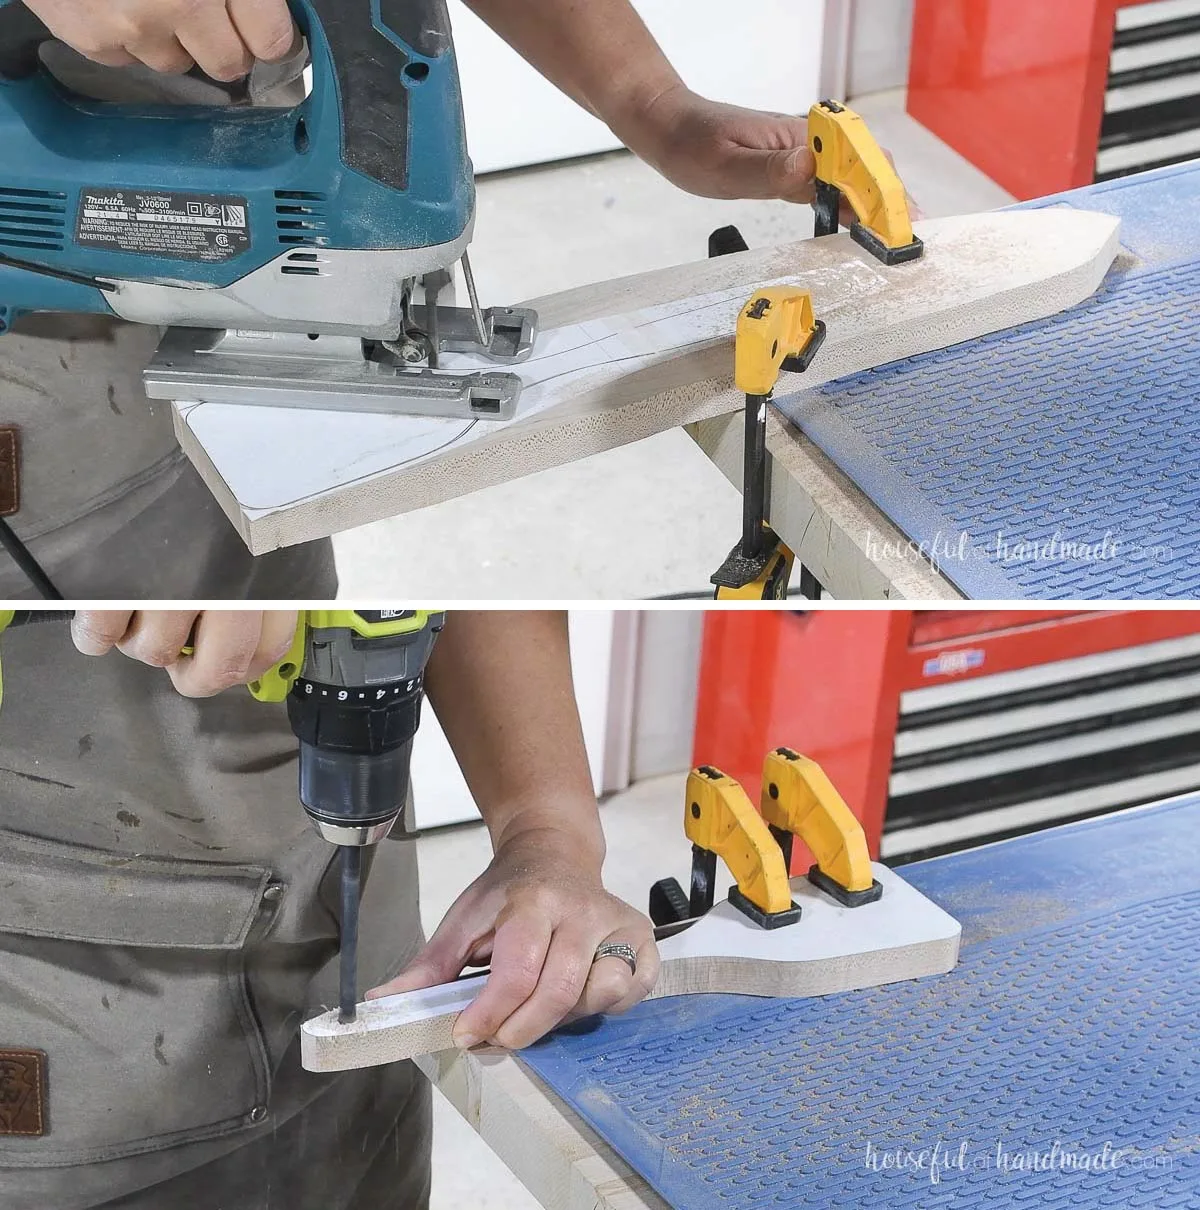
[0,516,64,600]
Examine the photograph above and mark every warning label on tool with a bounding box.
[75,188,251,263]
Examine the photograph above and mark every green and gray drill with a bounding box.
[0,607,444,1026]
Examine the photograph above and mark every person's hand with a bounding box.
[71,610,298,698]
[368,826,659,1050]
[22,0,299,81]
[627,85,921,219]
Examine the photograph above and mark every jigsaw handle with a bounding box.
[0,0,458,196]
[0,1,52,82]
[300,0,456,194]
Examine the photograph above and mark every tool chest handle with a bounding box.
[0,1,53,82]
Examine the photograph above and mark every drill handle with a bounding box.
[0,608,74,631]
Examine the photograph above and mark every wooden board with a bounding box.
[173,209,1121,555]
[302,863,962,1073]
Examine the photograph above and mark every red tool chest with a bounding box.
[693,610,1200,866]
[907,0,1200,198]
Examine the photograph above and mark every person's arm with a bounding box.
[368,610,659,1050]
[466,0,921,214]
[464,0,821,203]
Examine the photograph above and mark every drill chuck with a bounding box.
[288,671,426,846]
[297,742,413,845]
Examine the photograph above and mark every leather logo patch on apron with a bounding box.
[0,1048,47,1136]
[0,426,19,517]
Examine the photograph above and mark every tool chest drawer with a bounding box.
[1099,0,1200,179]
[885,630,1200,859]
[694,611,1200,869]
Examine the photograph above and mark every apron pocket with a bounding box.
[0,830,282,1167]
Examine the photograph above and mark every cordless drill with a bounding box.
[252,610,444,1022]
[0,608,445,1025]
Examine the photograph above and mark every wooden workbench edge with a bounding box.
[416,1047,668,1210]
[689,411,962,600]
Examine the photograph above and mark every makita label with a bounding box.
[922,649,985,678]
[75,188,250,263]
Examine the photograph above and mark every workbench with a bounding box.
[419,793,1200,1209]
[692,160,1200,600]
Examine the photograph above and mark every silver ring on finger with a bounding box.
[593,942,638,976]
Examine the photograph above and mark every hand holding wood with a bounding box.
[366,833,659,1052]
[304,863,961,1072]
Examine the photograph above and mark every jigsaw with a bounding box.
[0,0,537,420]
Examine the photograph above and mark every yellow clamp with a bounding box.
[808,99,922,265]
[761,747,882,906]
[735,287,825,397]
[685,765,798,924]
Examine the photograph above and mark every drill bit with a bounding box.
[338,845,362,1024]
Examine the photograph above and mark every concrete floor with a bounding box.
[333,90,1013,601]
[417,771,737,1210]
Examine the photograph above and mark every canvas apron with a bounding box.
[0,50,432,1208]
[0,44,333,601]
[0,619,432,1210]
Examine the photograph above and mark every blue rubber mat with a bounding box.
[771,161,1200,599]
[520,797,1200,1208]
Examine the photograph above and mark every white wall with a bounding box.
[631,611,704,781]
[569,610,639,797]
[846,0,915,97]
[450,0,829,174]
[410,611,704,829]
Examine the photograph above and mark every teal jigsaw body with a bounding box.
[0,0,475,337]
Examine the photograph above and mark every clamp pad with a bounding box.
[851,222,924,267]
[729,885,802,930]
[711,532,795,599]
[807,864,883,908]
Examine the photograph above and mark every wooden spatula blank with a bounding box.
[176,209,1122,554]
[302,863,961,1072]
